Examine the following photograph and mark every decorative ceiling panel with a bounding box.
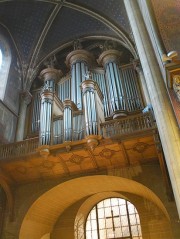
[67,0,131,35]
[39,6,117,61]
[0,1,55,62]
[151,0,180,55]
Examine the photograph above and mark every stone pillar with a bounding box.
[124,0,180,217]
[39,68,61,145]
[16,91,32,141]
[137,0,166,77]
[133,61,151,105]
[98,50,126,119]
[66,49,93,110]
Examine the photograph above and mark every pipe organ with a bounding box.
[57,74,71,102]
[39,68,62,145]
[92,69,110,118]
[66,50,93,110]
[121,65,143,111]
[98,50,126,119]
[31,90,41,133]
[81,79,104,136]
[73,111,84,141]
[29,47,144,147]
[53,116,63,144]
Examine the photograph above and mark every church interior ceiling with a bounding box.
[0,0,132,85]
[0,0,179,88]
[151,0,180,56]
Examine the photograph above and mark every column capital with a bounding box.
[21,91,32,105]
[132,59,143,73]
[65,49,93,66]
[39,67,63,83]
[97,49,122,66]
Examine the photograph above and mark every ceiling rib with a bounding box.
[63,1,136,57]
[25,3,63,88]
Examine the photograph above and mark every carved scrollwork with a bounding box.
[173,75,180,101]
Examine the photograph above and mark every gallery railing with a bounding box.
[101,112,155,138]
[0,112,155,159]
[0,137,39,159]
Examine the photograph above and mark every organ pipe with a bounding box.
[98,49,127,119]
[81,80,104,136]
[53,116,63,144]
[31,89,41,133]
[39,68,61,145]
[63,99,78,142]
[121,65,143,111]
[66,49,93,110]
[57,75,71,102]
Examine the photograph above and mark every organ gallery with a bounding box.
[0,1,180,239]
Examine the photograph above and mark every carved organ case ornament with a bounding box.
[29,42,144,147]
[173,75,180,102]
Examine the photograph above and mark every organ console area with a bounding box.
[28,43,144,150]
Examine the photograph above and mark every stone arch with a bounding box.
[19,175,170,239]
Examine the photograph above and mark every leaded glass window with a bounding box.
[86,198,142,239]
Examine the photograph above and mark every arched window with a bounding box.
[0,34,11,100]
[86,198,142,239]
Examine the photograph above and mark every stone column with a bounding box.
[39,68,61,145]
[16,91,32,141]
[133,61,151,106]
[66,49,93,110]
[98,50,126,119]
[124,0,180,217]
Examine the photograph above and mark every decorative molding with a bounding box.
[133,142,149,153]
[99,148,114,159]
[69,154,84,165]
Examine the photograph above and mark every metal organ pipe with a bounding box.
[31,90,41,133]
[63,100,77,142]
[66,49,93,110]
[121,66,143,112]
[81,80,103,136]
[98,50,127,119]
[39,68,61,145]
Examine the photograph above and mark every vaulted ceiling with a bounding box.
[0,0,179,88]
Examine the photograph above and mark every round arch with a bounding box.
[19,175,170,239]
[74,191,129,239]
